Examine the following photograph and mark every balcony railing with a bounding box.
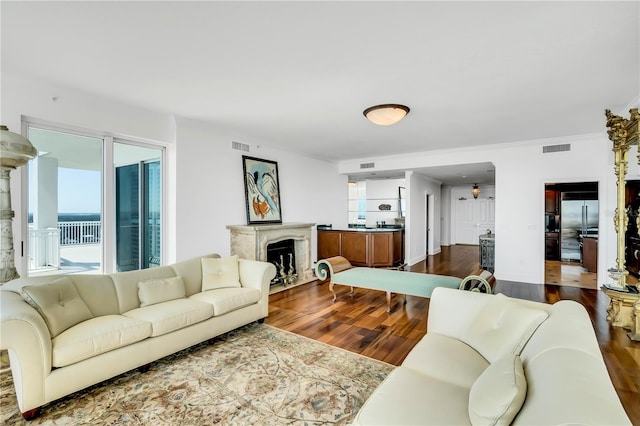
[58,221,102,246]
[28,221,101,273]
[28,228,60,271]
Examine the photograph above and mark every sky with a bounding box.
[58,168,101,213]
[29,167,101,217]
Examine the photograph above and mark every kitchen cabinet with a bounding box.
[317,229,404,267]
[582,237,598,273]
[545,190,559,214]
[545,232,560,260]
[317,230,341,260]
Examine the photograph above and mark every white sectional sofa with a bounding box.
[0,253,276,419]
[354,286,631,426]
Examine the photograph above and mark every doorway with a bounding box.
[544,182,598,289]
[425,193,430,256]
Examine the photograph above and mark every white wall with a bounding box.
[338,135,616,286]
[362,178,404,227]
[405,171,443,265]
[174,117,347,262]
[2,72,346,273]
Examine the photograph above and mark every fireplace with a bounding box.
[267,239,296,285]
[226,223,315,292]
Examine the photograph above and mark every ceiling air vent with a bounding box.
[542,144,571,153]
[231,141,250,152]
[360,162,375,169]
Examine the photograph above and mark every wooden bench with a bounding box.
[315,256,493,312]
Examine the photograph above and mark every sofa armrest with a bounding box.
[238,259,277,318]
[0,290,52,413]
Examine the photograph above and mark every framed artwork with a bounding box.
[242,155,282,224]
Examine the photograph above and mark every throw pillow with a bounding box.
[460,293,548,363]
[201,255,241,291]
[138,276,186,307]
[21,277,93,338]
[468,353,527,426]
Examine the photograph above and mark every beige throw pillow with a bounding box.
[201,255,241,291]
[468,354,527,426]
[460,293,548,363]
[21,277,93,338]
[138,276,186,307]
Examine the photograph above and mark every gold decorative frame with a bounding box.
[604,108,640,289]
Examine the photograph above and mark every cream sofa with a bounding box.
[0,253,276,419]
[354,287,631,425]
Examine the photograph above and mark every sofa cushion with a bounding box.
[52,315,152,367]
[468,353,526,426]
[124,299,213,337]
[201,255,241,291]
[354,366,472,425]
[402,332,489,389]
[138,276,186,307]
[460,293,548,363]
[21,277,94,338]
[189,287,261,316]
[171,253,220,296]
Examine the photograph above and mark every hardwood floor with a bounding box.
[266,245,640,424]
[545,259,597,289]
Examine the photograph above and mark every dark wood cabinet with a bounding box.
[342,232,369,265]
[317,230,342,260]
[545,190,559,214]
[545,232,560,260]
[317,229,404,267]
[582,237,598,273]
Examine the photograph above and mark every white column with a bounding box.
[32,156,58,230]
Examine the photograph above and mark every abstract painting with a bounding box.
[242,156,282,224]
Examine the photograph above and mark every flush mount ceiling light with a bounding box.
[472,184,480,199]
[363,104,410,126]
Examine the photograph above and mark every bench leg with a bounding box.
[404,294,407,305]
[329,281,337,302]
[386,291,392,313]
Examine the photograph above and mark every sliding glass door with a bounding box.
[27,127,103,274]
[25,124,164,276]
[114,142,162,271]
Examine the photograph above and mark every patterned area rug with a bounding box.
[0,323,393,425]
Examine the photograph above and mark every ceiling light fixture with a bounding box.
[363,104,410,126]
[471,184,480,199]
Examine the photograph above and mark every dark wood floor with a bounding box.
[266,245,640,424]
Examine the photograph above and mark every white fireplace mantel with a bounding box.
[226,223,315,292]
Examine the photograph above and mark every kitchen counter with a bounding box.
[317,228,404,267]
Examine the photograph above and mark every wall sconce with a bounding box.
[471,184,480,199]
[363,104,410,126]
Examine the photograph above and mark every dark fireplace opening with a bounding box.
[266,239,296,285]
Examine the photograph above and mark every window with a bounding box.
[24,124,164,276]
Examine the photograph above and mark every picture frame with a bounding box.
[242,155,282,224]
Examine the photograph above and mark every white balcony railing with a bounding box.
[58,221,101,246]
[28,228,60,271]
[28,221,101,273]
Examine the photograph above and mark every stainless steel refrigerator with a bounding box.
[560,196,598,261]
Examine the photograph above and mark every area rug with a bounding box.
[0,323,394,425]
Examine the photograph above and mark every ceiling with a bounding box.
[2,1,638,186]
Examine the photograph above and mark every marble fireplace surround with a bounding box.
[226,223,316,292]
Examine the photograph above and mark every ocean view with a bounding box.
[29,213,101,223]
